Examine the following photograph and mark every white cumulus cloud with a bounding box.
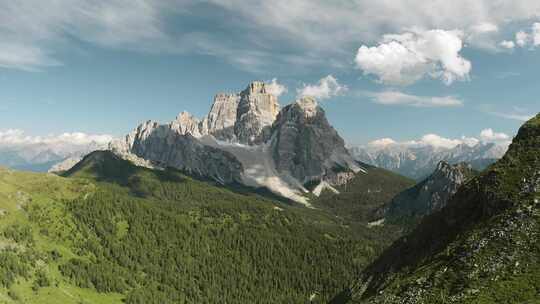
[297,75,347,100]
[499,40,515,49]
[355,29,471,85]
[516,31,530,47]
[364,90,463,107]
[514,23,540,48]
[417,134,465,149]
[367,138,397,148]
[480,128,510,143]
[265,78,287,97]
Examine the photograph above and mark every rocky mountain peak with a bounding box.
[295,96,318,118]
[271,97,360,185]
[243,81,267,95]
[170,111,201,137]
[235,82,281,145]
[204,93,240,140]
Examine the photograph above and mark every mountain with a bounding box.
[377,161,477,223]
[110,81,361,205]
[0,140,109,172]
[333,113,540,303]
[350,142,506,180]
[0,150,400,303]
[48,156,84,173]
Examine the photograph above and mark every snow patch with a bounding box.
[367,218,385,228]
[200,136,311,206]
[312,181,340,197]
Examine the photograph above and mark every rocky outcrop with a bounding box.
[234,81,280,145]
[170,112,202,137]
[202,93,239,140]
[379,161,475,220]
[271,97,361,185]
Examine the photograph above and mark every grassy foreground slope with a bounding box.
[0,150,408,303]
[335,113,540,304]
[0,167,123,304]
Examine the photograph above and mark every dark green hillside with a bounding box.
[59,151,391,303]
[313,163,415,222]
[335,113,540,304]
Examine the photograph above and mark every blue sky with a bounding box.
[0,1,538,146]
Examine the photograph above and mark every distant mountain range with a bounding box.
[0,140,108,172]
[350,141,507,180]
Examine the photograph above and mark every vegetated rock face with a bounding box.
[336,113,540,304]
[350,142,506,180]
[108,82,361,204]
[379,161,476,220]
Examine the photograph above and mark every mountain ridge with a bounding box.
[377,161,477,224]
[336,113,540,303]
[350,141,505,180]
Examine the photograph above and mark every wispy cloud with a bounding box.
[363,90,463,107]
[0,1,178,71]
[488,111,534,122]
[481,105,534,121]
[2,1,540,72]
[265,78,287,97]
[494,71,520,79]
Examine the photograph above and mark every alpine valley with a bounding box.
[0,81,537,304]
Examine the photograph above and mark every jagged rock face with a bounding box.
[381,161,475,220]
[234,81,280,145]
[271,97,360,184]
[110,120,243,184]
[170,112,202,137]
[203,93,240,140]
